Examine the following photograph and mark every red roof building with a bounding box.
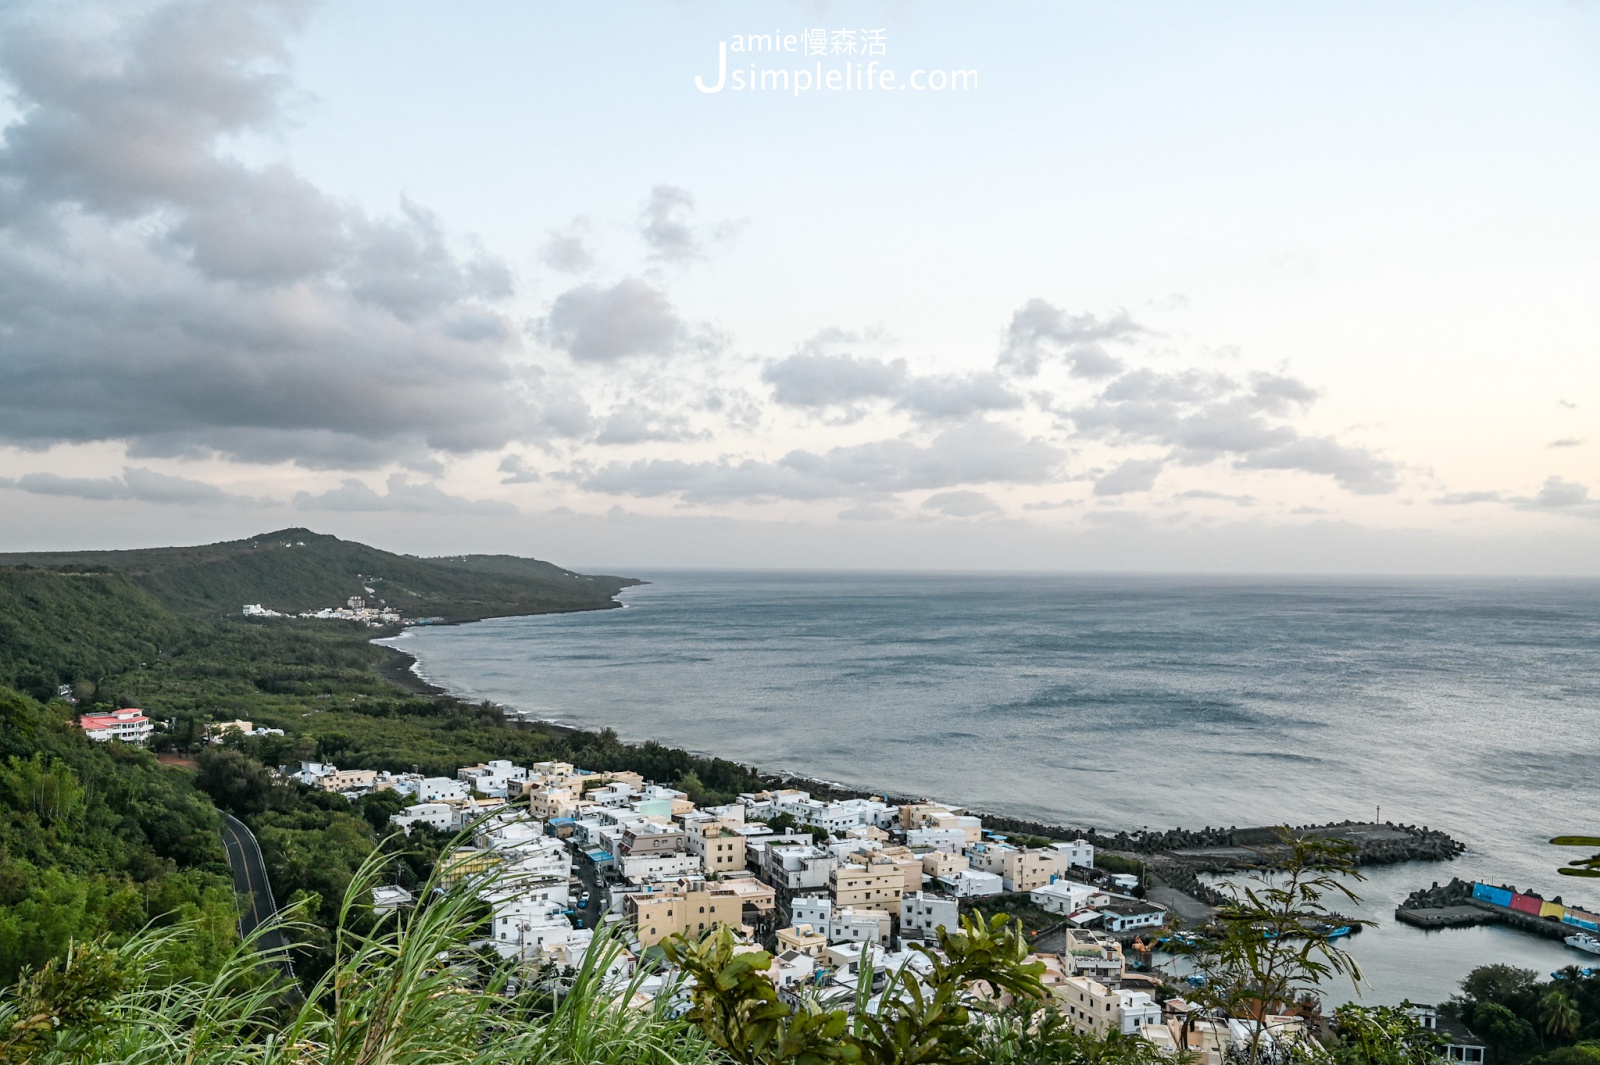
[78,709,154,745]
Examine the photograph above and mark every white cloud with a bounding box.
[294,473,516,515]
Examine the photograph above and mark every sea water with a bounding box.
[381,571,1600,1004]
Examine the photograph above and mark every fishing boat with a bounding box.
[1565,932,1600,955]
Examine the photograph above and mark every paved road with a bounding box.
[220,813,294,976]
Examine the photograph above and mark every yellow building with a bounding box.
[877,845,926,895]
[1002,849,1059,893]
[623,879,746,948]
[685,819,750,875]
[830,857,904,915]
[776,923,827,958]
[921,851,966,879]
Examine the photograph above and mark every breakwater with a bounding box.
[1395,877,1600,943]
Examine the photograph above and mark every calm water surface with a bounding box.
[381,571,1600,1004]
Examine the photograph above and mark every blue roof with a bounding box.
[587,850,613,861]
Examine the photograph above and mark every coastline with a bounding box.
[377,620,1465,875]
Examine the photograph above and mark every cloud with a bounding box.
[762,329,1020,420]
[640,185,698,262]
[1093,459,1164,496]
[637,184,739,263]
[594,404,702,446]
[0,466,263,506]
[498,454,541,484]
[1513,476,1596,513]
[1069,368,1398,495]
[922,490,1001,517]
[763,351,907,408]
[541,220,595,273]
[1436,490,1502,505]
[897,372,1023,419]
[581,421,1064,503]
[293,473,516,515]
[1548,438,1585,448]
[537,277,691,362]
[1179,489,1256,507]
[998,299,1143,378]
[0,0,537,467]
[838,502,897,521]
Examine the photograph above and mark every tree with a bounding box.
[1179,830,1371,1065]
[1324,1005,1445,1065]
[664,913,1056,1065]
[194,747,277,816]
[1542,991,1582,1042]
[1471,1001,1537,1060]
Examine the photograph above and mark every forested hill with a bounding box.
[0,528,641,621]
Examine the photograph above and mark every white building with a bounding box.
[905,828,970,854]
[391,802,454,834]
[760,843,836,893]
[490,898,577,962]
[395,776,470,803]
[790,896,832,934]
[77,709,154,745]
[828,907,891,946]
[620,852,703,884]
[1030,881,1103,916]
[899,891,960,940]
[1098,900,1166,933]
[939,869,1004,898]
[1049,839,1095,869]
[457,760,531,798]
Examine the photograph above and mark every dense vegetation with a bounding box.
[0,530,757,988]
[0,687,236,988]
[1444,962,1600,1063]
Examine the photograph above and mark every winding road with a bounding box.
[220,813,295,977]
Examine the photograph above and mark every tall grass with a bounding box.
[2,842,720,1065]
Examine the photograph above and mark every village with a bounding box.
[282,755,1486,1062]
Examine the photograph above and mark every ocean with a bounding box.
[380,571,1600,1005]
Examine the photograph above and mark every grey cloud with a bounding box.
[1093,459,1163,497]
[594,404,702,446]
[1,466,263,506]
[498,454,541,484]
[1020,498,1083,511]
[1513,476,1596,513]
[1070,368,1398,495]
[538,278,688,362]
[640,185,699,262]
[541,220,595,273]
[1549,439,1585,448]
[1234,437,1398,495]
[897,372,1023,419]
[1436,490,1502,505]
[582,421,1063,504]
[0,1,537,466]
[1179,489,1256,507]
[763,353,906,408]
[922,490,1001,517]
[763,328,1020,420]
[838,502,897,521]
[998,299,1142,378]
[638,184,740,263]
[294,473,516,515]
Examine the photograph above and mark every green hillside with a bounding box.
[0,570,185,702]
[0,528,640,621]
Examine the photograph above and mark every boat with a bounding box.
[1565,932,1600,955]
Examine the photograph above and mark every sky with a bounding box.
[0,0,1596,572]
